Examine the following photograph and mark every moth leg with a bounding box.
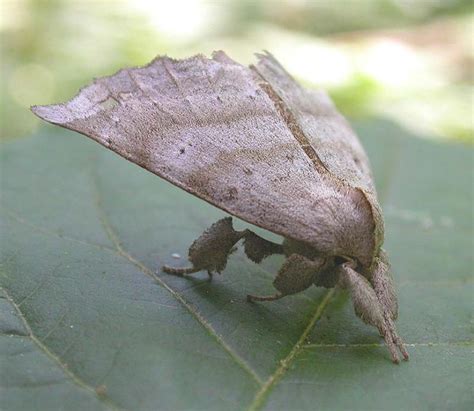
[338,262,408,363]
[163,217,244,277]
[163,217,284,278]
[371,251,409,360]
[242,230,284,263]
[161,266,200,276]
[162,265,214,281]
[247,254,325,302]
[246,292,284,302]
[371,249,398,320]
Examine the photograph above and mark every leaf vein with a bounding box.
[247,288,335,411]
[0,286,125,411]
[90,163,264,387]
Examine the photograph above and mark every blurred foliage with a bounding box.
[1,0,473,142]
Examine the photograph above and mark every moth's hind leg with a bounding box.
[371,250,409,360]
[247,254,325,302]
[337,262,408,363]
[162,217,283,279]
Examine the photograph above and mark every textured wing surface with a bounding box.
[254,52,376,193]
[253,52,384,250]
[32,52,375,263]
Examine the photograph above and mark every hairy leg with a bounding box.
[247,254,325,302]
[370,250,410,360]
[371,249,398,320]
[243,230,283,263]
[162,217,283,277]
[338,262,408,363]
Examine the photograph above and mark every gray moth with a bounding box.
[31,51,409,363]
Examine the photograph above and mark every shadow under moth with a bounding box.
[32,51,409,363]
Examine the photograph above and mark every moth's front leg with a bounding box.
[337,262,408,363]
[163,217,242,279]
[163,217,283,279]
[370,251,409,361]
[371,249,398,320]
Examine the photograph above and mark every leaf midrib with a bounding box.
[89,163,265,387]
[244,133,406,410]
[1,287,124,411]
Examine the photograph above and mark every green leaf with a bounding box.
[1,119,472,411]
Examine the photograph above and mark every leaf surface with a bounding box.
[1,119,472,411]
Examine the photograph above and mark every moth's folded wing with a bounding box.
[253,51,384,252]
[31,52,374,261]
[254,52,377,190]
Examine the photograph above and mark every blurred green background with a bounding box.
[1,0,472,143]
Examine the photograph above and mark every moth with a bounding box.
[32,51,408,363]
